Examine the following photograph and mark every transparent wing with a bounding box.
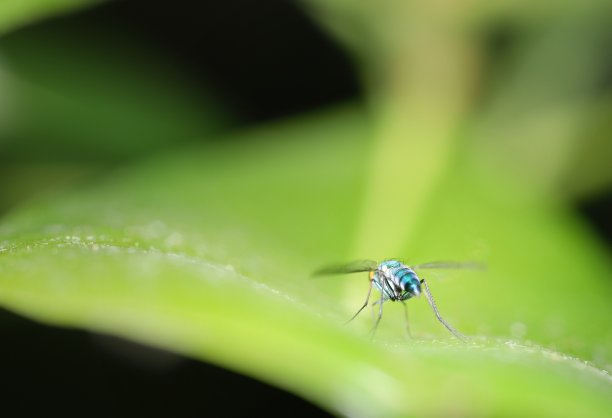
[312,260,378,276]
[411,261,486,271]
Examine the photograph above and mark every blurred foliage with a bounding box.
[0,10,230,213]
[0,0,102,36]
[0,1,611,417]
[0,22,229,162]
[1,107,611,417]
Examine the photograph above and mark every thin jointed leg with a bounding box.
[369,278,388,338]
[421,279,468,342]
[401,301,412,339]
[345,275,374,324]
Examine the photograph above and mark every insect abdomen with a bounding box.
[396,268,418,289]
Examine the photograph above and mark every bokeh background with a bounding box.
[1,1,611,417]
[0,2,355,416]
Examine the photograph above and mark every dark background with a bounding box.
[0,1,609,417]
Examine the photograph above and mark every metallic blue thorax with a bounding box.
[373,260,421,301]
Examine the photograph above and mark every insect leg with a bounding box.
[421,279,468,342]
[370,299,382,323]
[345,271,375,324]
[370,300,377,323]
[401,301,412,339]
[369,277,387,338]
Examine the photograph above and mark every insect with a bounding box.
[314,259,482,341]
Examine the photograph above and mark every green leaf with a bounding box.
[305,0,612,200]
[0,107,610,417]
[0,20,230,161]
[472,13,612,197]
[0,16,231,213]
[0,0,102,36]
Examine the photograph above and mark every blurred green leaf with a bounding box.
[305,0,612,202]
[560,96,612,198]
[473,12,612,197]
[0,21,230,162]
[0,17,231,214]
[302,0,611,61]
[0,0,101,36]
[0,106,610,417]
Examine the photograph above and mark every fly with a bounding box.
[314,259,483,341]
